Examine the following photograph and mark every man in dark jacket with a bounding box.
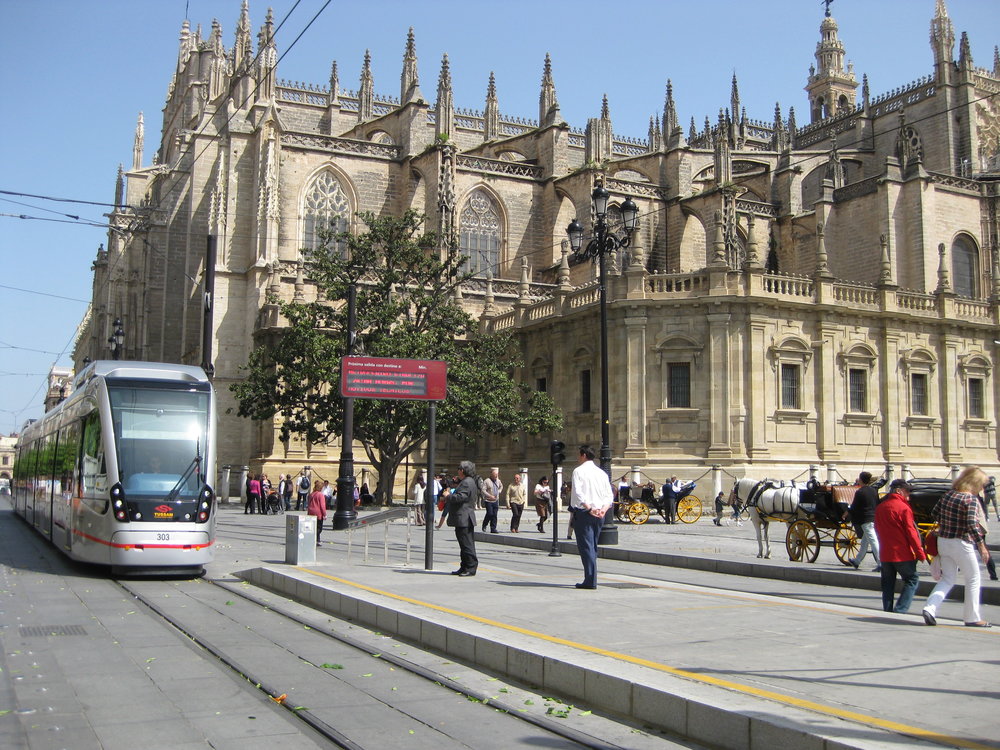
[846,471,882,571]
[447,460,479,576]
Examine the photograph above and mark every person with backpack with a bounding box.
[296,470,310,510]
[280,474,294,511]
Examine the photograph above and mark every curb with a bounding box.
[237,564,945,750]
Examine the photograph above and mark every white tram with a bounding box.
[12,361,217,575]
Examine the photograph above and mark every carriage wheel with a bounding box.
[786,520,821,563]
[676,495,702,524]
[834,526,860,565]
[628,502,650,525]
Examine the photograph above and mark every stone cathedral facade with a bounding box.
[76,0,1000,491]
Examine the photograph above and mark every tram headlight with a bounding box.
[196,485,215,523]
[110,483,129,523]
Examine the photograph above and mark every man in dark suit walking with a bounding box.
[448,460,479,577]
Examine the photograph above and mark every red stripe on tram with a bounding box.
[72,529,215,550]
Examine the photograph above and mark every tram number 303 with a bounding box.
[156,533,171,542]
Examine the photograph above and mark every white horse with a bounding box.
[730,478,803,559]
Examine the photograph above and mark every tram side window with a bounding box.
[39,432,57,504]
[80,412,107,500]
[58,421,81,499]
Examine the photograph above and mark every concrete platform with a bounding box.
[236,513,1000,750]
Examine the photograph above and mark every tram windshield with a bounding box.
[108,382,211,498]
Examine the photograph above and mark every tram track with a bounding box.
[115,572,690,750]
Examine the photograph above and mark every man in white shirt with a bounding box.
[569,445,614,589]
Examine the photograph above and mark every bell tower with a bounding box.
[804,2,858,123]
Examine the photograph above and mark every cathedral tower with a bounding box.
[804,5,858,122]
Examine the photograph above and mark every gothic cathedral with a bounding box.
[77,0,1000,491]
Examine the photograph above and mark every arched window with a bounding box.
[459,189,501,276]
[303,171,351,256]
[952,235,979,298]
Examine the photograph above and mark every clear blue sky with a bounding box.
[1,0,997,435]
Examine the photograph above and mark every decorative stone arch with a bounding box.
[900,347,937,421]
[731,160,769,178]
[497,150,529,162]
[958,351,992,422]
[837,342,878,416]
[299,165,358,256]
[553,190,577,266]
[950,232,981,298]
[408,167,427,214]
[677,205,707,272]
[800,162,828,210]
[654,334,704,409]
[768,336,812,415]
[612,168,654,183]
[367,129,395,145]
[691,165,715,192]
[457,184,507,277]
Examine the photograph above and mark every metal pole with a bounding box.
[597,215,618,545]
[424,401,436,570]
[333,283,358,530]
[202,235,217,377]
[549,464,562,556]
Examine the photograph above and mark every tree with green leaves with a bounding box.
[232,210,562,504]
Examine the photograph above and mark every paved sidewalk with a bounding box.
[234,505,1000,750]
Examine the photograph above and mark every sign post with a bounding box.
[339,356,447,569]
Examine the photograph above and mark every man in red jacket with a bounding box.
[874,479,927,613]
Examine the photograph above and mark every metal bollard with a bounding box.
[285,513,316,565]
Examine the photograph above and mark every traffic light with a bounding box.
[550,440,566,467]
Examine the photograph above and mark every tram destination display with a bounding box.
[340,356,447,401]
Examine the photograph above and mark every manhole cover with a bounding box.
[19,625,87,637]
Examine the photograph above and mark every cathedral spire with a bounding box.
[994,45,1000,77]
[539,53,560,127]
[400,27,422,104]
[585,95,612,163]
[648,115,661,153]
[435,53,454,138]
[772,102,788,152]
[958,31,974,72]
[328,61,340,106]
[931,0,955,81]
[689,116,697,142]
[177,18,193,73]
[256,8,277,102]
[663,79,678,133]
[233,0,252,73]
[358,49,374,122]
[484,71,499,141]
[730,72,740,121]
[132,112,144,171]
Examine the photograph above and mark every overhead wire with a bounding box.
[4,17,997,426]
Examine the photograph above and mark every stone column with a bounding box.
[707,312,733,459]
[880,330,904,462]
[746,318,770,458]
[623,312,648,459]
[940,334,962,465]
[815,324,840,462]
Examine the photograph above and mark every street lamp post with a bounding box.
[109,318,125,360]
[567,184,638,546]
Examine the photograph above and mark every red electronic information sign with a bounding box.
[340,356,448,401]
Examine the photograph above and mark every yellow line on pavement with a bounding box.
[298,566,994,750]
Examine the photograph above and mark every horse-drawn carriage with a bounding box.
[730,477,951,565]
[616,483,702,525]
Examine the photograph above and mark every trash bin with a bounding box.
[285,512,317,564]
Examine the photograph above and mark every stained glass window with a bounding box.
[303,171,350,256]
[459,190,501,276]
